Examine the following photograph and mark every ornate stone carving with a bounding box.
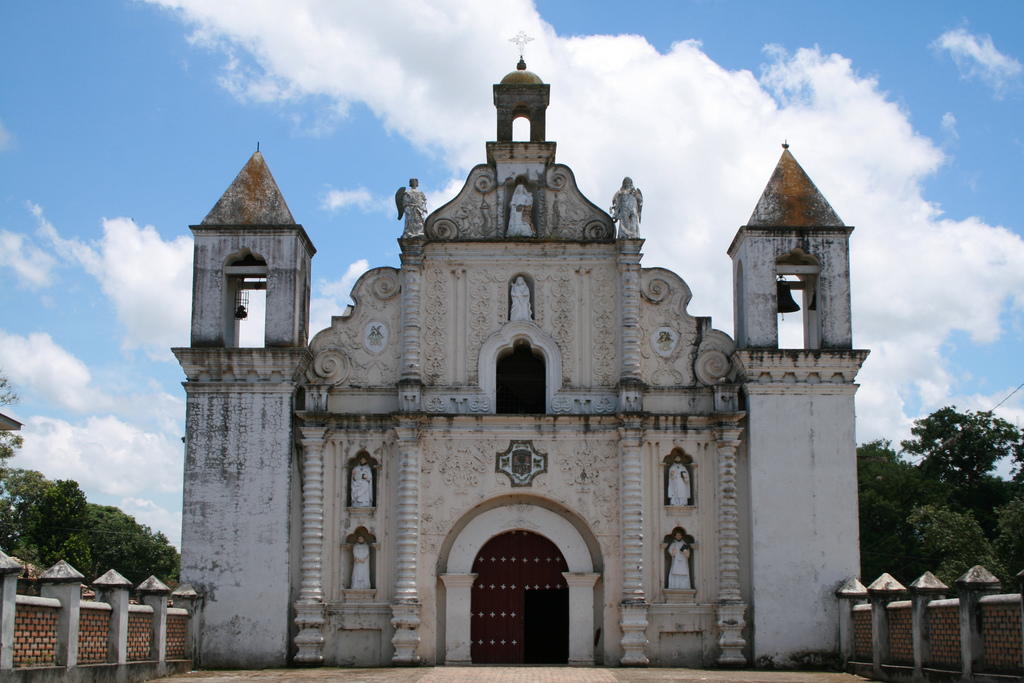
[423,267,449,384]
[610,177,642,238]
[424,166,498,240]
[543,165,615,240]
[714,425,748,666]
[495,440,548,487]
[695,329,737,387]
[363,322,389,354]
[294,429,327,663]
[396,178,426,238]
[307,349,351,386]
[439,445,488,494]
[591,266,618,386]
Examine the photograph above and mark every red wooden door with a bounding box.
[470,530,569,663]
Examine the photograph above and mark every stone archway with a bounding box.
[439,503,599,666]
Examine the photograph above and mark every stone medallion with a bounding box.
[651,325,679,358]
[495,440,547,487]
[364,321,389,354]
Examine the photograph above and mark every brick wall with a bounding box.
[13,601,58,667]
[853,605,871,661]
[166,611,188,659]
[981,598,1023,674]
[77,604,112,664]
[887,603,913,665]
[127,610,153,661]
[927,602,961,669]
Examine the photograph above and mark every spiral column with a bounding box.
[293,428,327,664]
[714,423,748,666]
[618,419,649,665]
[391,420,422,664]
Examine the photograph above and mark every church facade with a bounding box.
[173,63,868,669]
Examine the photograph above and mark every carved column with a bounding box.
[618,419,648,665]
[617,239,643,412]
[714,424,748,666]
[391,420,422,664]
[398,240,424,411]
[293,428,327,664]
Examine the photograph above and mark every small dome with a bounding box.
[500,58,543,85]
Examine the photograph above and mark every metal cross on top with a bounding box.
[508,31,534,59]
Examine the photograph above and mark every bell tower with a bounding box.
[728,145,869,665]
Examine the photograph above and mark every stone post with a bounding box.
[170,584,202,664]
[617,418,648,666]
[439,574,477,665]
[93,569,133,665]
[137,576,171,662]
[294,428,327,664]
[38,560,84,667]
[398,241,424,412]
[835,577,867,665]
[955,565,1000,677]
[866,573,906,678]
[563,572,600,666]
[0,551,22,669]
[908,571,947,675]
[714,424,747,666]
[391,419,422,665]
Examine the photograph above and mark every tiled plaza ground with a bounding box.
[168,667,869,683]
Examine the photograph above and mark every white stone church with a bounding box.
[174,61,868,669]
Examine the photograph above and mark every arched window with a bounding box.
[496,344,545,414]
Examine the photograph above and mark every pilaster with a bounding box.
[617,239,644,412]
[714,423,747,666]
[391,419,422,664]
[618,417,648,665]
[294,427,328,664]
[398,240,424,412]
[439,574,477,665]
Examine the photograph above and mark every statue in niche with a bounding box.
[667,455,691,506]
[667,531,692,589]
[395,178,427,237]
[610,176,643,238]
[350,457,373,507]
[507,182,535,237]
[509,277,532,322]
[351,535,371,589]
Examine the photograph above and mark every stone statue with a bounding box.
[667,532,691,589]
[395,178,427,237]
[507,182,534,237]
[610,176,643,238]
[351,535,371,589]
[667,456,690,506]
[510,276,532,322]
[350,457,373,507]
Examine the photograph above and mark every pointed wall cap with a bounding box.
[908,571,948,594]
[39,560,85,583]
[747,147,845,228]
[955,565,1000,590]
[867,573,906,594]
[92,569,133,589]
[0,550,23,575]
[136,575,172,594]
[835,577,867,597]
[201,151,296,226]
[171,583,201,598]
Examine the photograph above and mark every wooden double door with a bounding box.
[470,530,569,663]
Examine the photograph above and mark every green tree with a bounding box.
[28,479,92,571]
[0,469,54,561]
[84,504,179,585]
[0,374,23,463]
[994,495,1024,577]
[907,504,1005,587]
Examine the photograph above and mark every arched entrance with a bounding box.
[439,502,600,665]
[470,530,569,664]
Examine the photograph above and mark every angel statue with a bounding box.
[395,178,427,237]
[610,176,643,238]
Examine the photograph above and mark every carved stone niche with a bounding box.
[347,452,379,511]
[341,527,379,602]
[662,527,697,604]
[663,449,695,508]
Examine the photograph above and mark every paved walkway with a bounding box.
[168,668,869,683]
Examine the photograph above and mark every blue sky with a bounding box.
[1,1,1022,548]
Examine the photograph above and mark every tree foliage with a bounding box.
[85,505,179,585]
[0,469,54,562]
[28,479,93,571]
[0,374,23,463]
[859,406,1024,588]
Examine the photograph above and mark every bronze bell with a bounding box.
[777,279,800,314]
[235,304,248,320]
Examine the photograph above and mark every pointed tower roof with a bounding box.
[201,151,295,226]
[747,146,844,228]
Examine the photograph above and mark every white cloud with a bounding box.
[0,117,11,152]
[31,204,193,360]
[0,330,115,414]
[322,187,377,212]
[932,28,1022,97]
[0,230,55,288]
[18,414,183,498]
[119,497,182,549]
[309,259,370,334]
[941,112,958,139]
[147,1,1024,446]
